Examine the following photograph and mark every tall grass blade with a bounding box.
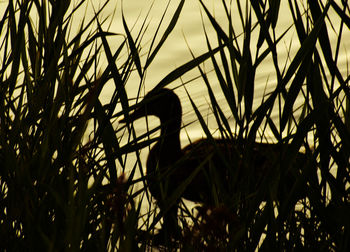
[145,0,185,69]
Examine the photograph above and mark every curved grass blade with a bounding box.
[153,44,225,91]
[145,0,185,69]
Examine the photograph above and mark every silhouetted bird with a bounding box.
[120,88,309,241]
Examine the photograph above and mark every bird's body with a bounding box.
[120,88,308,240]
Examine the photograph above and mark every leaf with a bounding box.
[153,43,225,91]
[145,0,185,69]
[122,12,143,78]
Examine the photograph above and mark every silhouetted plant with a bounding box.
[1,0,349,251]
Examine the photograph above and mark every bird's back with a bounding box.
[153,138,309,204]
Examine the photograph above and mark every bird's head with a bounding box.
[119,88,182,126]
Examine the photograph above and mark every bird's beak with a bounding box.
[119,89,158,124]
[119,102,146,124]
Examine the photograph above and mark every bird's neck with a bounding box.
[147,123,181,176]
[147,103,183,174]
[159,118,181,154]
[147,117,182,170]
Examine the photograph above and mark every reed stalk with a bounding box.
[1,0,349,251]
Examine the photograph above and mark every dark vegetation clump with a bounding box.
[0,0,349,251]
